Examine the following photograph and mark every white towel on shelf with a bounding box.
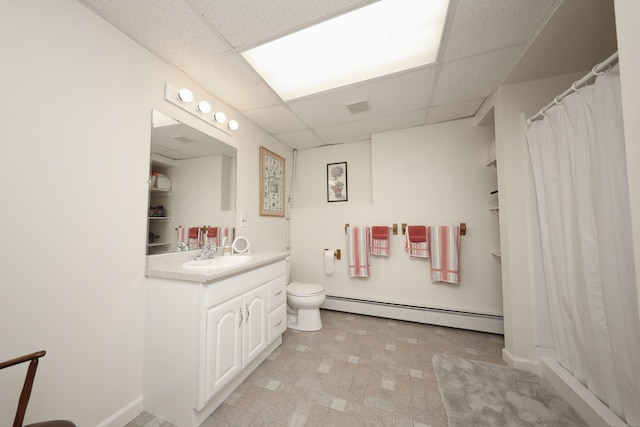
[429,226,461,284]
[347,226,371,277]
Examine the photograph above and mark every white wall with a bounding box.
[615,0,640,325]
[492,72,583,370]
[290,119,502,316]
[0,1,290,426]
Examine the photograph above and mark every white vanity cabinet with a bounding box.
[143,257,287,427]
[204,284,267,402]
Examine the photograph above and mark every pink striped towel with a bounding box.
[370,226,390,256]
[405,225,429,258]
[217,227,235,246]
[175,226,201,249]
[429,226,461,284]
[347,226,371,277]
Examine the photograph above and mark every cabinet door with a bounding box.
[243,285,267,366]
[204,295,242,402]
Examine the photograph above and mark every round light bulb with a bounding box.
[197,101,211,113]
[228,120,239,131]
[177,88,193,102]
[213,112,226,123]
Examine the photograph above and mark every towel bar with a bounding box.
[401,223,467,235]
[345,223,398,235]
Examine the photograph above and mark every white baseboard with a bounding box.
[96,395,144,427]
[539,358,627,427]
[502,347,540,374]
[321,296,504,334]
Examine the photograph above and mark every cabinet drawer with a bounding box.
[266,275,287,312]
[267,304,287,344]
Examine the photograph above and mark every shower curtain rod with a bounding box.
[527,51,619,124]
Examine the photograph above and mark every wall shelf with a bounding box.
[147,242,171,247]
[148,217,172,222]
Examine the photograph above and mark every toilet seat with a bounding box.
[287,282,324,297]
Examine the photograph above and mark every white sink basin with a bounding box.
[183,255,253,269]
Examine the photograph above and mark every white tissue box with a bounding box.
[154,174,172,190]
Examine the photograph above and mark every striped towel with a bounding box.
[370,226,390,256]
[347,226,371,277]
[218,227,235,246]
[429,226,461,284]
[204,227,218,247]
[176,226,201,249]
[405,225,429,258]
[188,226,201,249]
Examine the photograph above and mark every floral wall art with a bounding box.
[327,162,348,202]
[260,146,285,216]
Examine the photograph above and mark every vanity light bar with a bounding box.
[165,84,239,135]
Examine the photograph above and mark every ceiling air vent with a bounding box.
[345,98,371,114]
[172,135,194,143]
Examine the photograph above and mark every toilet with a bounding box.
[286,256,326,331]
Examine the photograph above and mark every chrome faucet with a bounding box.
[176,241,189,251]
[195,244,217,260]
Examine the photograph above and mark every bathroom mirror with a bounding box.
[232,236,250,254]
[147,110,237,255]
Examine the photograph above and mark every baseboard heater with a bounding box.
[321,295,504,335]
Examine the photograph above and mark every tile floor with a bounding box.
[126,309,504,427]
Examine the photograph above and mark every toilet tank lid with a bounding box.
[287,282,324,296]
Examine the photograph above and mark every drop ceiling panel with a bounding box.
[427,98,485,125]
[242,105,308,135]
[432,44,524,106]
[314,109,428,144]
[187,0,370,49]
[81,0,229,67]
[287,67,437,128]
[443,0,557,62]
[181,53,282,111]
[274,129,326,150]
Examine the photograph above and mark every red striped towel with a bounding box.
[218,227,235,246]
[204,227,218,247]
[429,226,461,284]
[347,226,371,277]
[188,227,201,249]
[370,226,390,256]
[405,225,429,258]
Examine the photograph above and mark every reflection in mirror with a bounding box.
[147,110,237,255]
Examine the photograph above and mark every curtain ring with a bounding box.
[592,63,611,76]
[571,81,581,92]
[553,95,562,105]
[539,108,546,117]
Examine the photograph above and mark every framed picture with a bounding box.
[327,162,348,202]
[259,146,285,216]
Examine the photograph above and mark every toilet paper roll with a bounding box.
[324,249,334,275]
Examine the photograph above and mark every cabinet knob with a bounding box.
[238,307,243,327]
[274,290,282,296]
[245,304,249,323]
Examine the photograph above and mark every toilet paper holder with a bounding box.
[324,248,341,260]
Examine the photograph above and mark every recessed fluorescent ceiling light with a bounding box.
[242,0,449,101]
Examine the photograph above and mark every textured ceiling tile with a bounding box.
[243,105,308,134]
[81,0,228,66]
[187,0,368,49]
[315,109,428,145]
[426,98,486,125]
[182,53,282,111]
[443,0,558,62]
[288,67,437,128]
[274,129,326,150]
[433,44,524,106]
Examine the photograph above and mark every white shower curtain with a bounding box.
[526,65,640,426]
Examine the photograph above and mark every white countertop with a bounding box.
[145,251,290,283]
